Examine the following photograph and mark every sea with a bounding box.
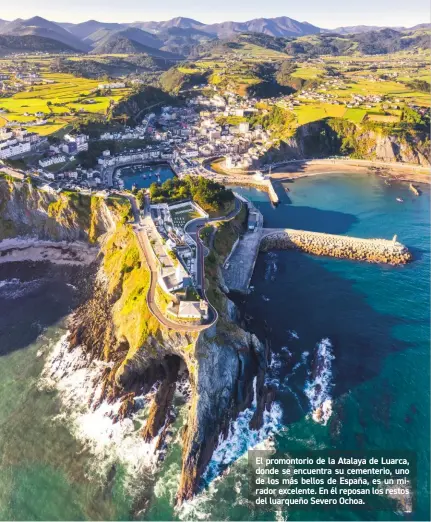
[119,164,175,190]
[0,172,429,521]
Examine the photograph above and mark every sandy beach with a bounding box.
[269,159,430,185]
[0,238,98,265]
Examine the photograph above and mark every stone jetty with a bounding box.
[260,229,412,265]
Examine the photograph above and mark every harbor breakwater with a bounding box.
[260,229,412,265]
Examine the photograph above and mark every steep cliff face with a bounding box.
[0,177,130,241]
[67,222,268,503]
[263,119,430,166]
[2,178,268,501]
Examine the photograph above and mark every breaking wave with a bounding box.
[202,373,283,487]
[40,335,161,487]
[304,338,334,425]
[287,329,299,339]
[0,278,42,299]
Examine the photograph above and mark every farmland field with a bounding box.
[0,63,132,135]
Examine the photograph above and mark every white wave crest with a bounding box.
[202,376,282,485]
[264,252,278,282]
[40,335,160,484]
[304,338,334,425]
[0,278,42,299]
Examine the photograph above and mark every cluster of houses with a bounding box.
[99,114,155,141]
[37,133,89,169]
[0,127,45,159]
[149,200,209,322]
[94,97,273,177]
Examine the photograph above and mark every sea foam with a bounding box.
[304,338,334,425]
[40,335,160,485]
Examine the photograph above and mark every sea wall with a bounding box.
[260,229,412,265]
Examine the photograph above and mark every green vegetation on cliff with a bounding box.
[102,225,160,362]
[160,66,208,94]
[149,175,235,214]
[204,204,247,317]
[47,190,92,231]
[0,178,131,241]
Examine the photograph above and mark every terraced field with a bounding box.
[0,65,132,135]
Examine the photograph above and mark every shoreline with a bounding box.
[210,159,430,186]
[269,159,430,185]
[0,238,98,265]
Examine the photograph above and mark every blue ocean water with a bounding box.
[0,172,429,521]
[119,164,175,189]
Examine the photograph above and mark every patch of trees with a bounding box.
[149,175,234,213]
[248,106,296,138]
[406,79,430,94]
[160,67,209,93]
[108,85,174,124]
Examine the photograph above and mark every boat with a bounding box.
[384,180,391,185]
[396,197,404,203]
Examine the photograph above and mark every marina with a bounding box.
[114,163,175,190]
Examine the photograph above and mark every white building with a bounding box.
[239,122,250,134]
[39,155,66,168]
[0,141,31,159]
[98,82,126,89]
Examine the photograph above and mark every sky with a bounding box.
[1,0,429,28]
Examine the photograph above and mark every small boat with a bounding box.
[396,197,404,203]
[384,180,391,185]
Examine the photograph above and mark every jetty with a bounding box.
[260,229,412,265]
[222,200,412,293]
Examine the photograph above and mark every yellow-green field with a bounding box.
[0,66,132,135]
[291,67,324,79]
[277,101,405,126]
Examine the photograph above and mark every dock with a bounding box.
[222,194,264,293]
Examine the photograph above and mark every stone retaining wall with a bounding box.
[260,229,412,265]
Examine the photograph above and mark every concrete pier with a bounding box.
[260,229,412,265]
[222,195,263,293]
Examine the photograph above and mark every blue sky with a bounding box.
[2,0,429,28]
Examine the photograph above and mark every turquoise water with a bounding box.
[119,164,175,190]
[0,172,429,521]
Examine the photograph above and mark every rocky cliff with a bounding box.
[0,176,130,241]
[263,119,430,166]
[0,177,270,502]
[66,221,269,504]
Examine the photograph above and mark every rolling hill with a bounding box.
[0,34,78,56]
[85,27,163,50]
[0,16,88,51]
[90,33,183,59]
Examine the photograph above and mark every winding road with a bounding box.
[124,193,242,332]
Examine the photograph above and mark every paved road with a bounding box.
[185,196,242,290]
[118,193,242,332]
[123,193,218,332]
